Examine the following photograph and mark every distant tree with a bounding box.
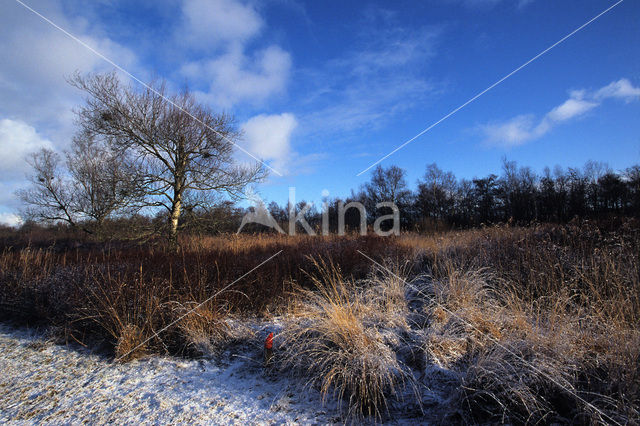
[538,167,558,222]
[416,163,457,222]
[498,159,537,223]
[624,165,640,216]
[472,174,499,224]
[584,161,612,214]
[69,72,266,246]
[359,165,412,225]
[599,172,627,212]
[66,134,142,229]
[361,165,412,205]
[268,201,287,224]
[567,167,588,218]
[552,166,570,221]
[452,178,474,226]
[18,149,75,227]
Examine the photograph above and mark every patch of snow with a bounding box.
[0,324,340,425]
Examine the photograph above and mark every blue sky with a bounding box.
[0,0,639,222]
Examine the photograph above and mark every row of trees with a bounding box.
[259,161,640,233]
[364,161,640,229]
[21,150,640,237]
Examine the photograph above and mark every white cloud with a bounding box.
[181,0,263,47]
[0,119,53,178]
[177,0,292,109]
[482,78,640,147]
[0,0,138,213]
[545,97,598,122]
[0,0,137,143]
[595,78,640,101]
[0,213,23,228]
[183,45,291,108]
[483,115,538,146]
[241,113,297,173]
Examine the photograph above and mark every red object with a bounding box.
[265,332,273,350]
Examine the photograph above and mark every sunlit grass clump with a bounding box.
[278,259,417,419]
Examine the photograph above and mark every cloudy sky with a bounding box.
[1,0,639,224]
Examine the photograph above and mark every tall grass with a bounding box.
[0,234,409,358]
[400,220,640,423]
[275,220,639,422]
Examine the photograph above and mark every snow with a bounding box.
[0,324,341,425]
[0,323,455,424]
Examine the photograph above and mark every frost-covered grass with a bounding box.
[278,259,421,419]
[0,234,408,359]
[275,222,640,423]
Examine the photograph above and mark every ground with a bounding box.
[0,323,448,425]
[0,324,345,425]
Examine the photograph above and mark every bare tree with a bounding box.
[625,165,640,215]
[18,135,141,235]
[69,72,266,246]
[18,148,76,227]
[360,165,412,209]
[66,133,143,231]
[416,163,457,221]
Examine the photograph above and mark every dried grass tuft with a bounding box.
[115,324,147,361]
[171,301,252,355]
[279,259,416,419]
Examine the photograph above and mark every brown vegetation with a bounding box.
[0,219,638,423]
[0,233,407,356]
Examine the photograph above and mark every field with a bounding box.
[1,220,639,423]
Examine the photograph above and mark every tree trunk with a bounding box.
[168,193,182,250]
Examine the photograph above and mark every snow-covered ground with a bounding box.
[0,324,343,425]
[0,323,455,424]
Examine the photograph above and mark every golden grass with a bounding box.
[115,324,147,361]
[407,224,640,423]
[275,222,640,422]
[170,301,253,355]
[279,259,415,419]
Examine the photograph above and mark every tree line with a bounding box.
[260,160,640,233]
